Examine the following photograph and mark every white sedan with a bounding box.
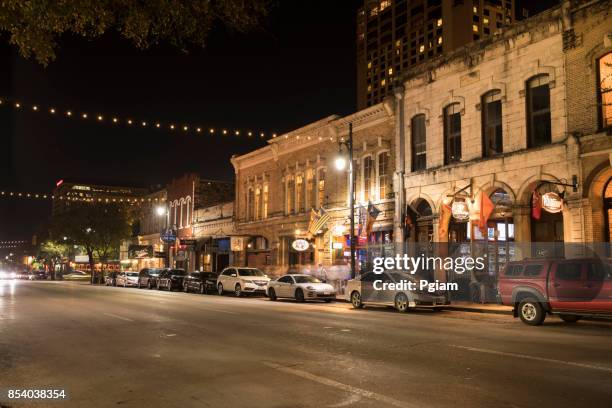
[267,274,336,302]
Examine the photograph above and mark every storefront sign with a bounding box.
[75,255,89,263]
[128,245,154,259]
[161,229,177,243]
[542,192,563,213]
[154,251,167,259]
[451,200,470,221]
[179,239,197,247]
[230,236,245,251]
[291,239,310,252]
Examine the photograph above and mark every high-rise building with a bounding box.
[356,0,516,109]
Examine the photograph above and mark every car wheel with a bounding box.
[559,314,581,323]
[183,283,189,293]
[268,288,277,301]
[234,284,242,297]
[518,298,545,326]
[123,281,127,288]
[167,282,173,292]
[350,291,363,309]
[137,282,141,289]
[394,293,409,313]
[295,289,305,303]
[147,281,152,289]
[218,283,224,295]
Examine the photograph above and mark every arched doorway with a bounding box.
[604,178,612,242]
[412,199,434,280]
[531,182,564,257]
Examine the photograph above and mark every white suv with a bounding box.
[217,267,270,297]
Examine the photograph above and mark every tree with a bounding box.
[36,239,68,280]
[51,203,132,283]
[0,0,270,65]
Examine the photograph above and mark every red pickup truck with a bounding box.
[497,258,612,325]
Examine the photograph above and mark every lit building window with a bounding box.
[388,68,393,75]
[367,84,372,92]
[437,18,443,27]
[396,40,401,47]
[598,52,612,129]
[381,79,386,86]
[419,44,425,53]
[317,169,326,208]
[437,36,443,45]
[262,184,268,219]
[296,174,304,213]
[473,6,478,13]
[473,24,479,32]
[367,61,372,69]
[286,177,295,214]
[483,17,489,25]
[380,0,391,11]
[254,188,261,220]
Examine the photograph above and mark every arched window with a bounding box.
[254,188,261,220]
[247,187,255,220]
[296,174,304,213]
[526,74,551,147]
[598,52,612,129]
[286,176,295,214]
[443,103,462,164]
[482,90,503,157]
[411,114,427,171]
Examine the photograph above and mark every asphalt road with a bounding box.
[1,280,611,408]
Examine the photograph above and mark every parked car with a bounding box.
[267,274,336,302]
[30,270,47,280]
[217,267,270,297]
[498,258,612,325]
[183,271,218,294]
[0,270,17,280]
[116,271,140,287]
[346,271,448,312]
[137,268,164,289]
[157,269,187,291]
[105,271,119,286]
[62,270,91,281]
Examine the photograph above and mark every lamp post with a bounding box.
[156,205,170,268]
[335,123,356,279]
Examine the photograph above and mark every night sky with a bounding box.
[0,0,362,242]
[0,0,558,244]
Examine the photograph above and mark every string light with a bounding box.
[0,190,166,205]
[2,96,277,139]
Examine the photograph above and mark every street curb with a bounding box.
[441,306,513,315]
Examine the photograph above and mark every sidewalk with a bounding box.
[441,301,513,315]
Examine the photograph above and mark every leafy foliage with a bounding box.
[0,0,270,64]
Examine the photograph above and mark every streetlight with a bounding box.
[156,205,170,267]
[336,122,356,279]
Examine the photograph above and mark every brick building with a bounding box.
[166,174,233,271]
[231,105,395,291]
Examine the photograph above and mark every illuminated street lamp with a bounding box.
[156,205,170,267]
[336,123,356,279]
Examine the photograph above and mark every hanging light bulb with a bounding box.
[50,108,56,114]
[112,117,118,123]
[97,115,103,121]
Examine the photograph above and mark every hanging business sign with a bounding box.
[542,192,563,213]
[128,245,154,259]
[291,239,310,252]
[161,229,177,243]
[451,200,470,221]
[230,236,245,251]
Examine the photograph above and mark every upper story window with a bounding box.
[598,52,612,130]
[286,177,295,214]
[378,151,390,200]
[411,114,426,171]
[363,156,374,201]
[443,103,462,164]
[526,74,551,148]
[247,188,255,220]
[296,174,304,213]
[317,168,326,208]
[482,90,503,157]
[262,184,269,219]
[306,171,315,210]
[254,188,261,220]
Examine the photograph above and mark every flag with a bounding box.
[478,192,495,232]
[365,201,381,235]
[438,203,452,241]
[308,207,330,236]
[531,190,542,220]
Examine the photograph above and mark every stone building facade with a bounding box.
[231,104,395,288]
[393,0,611,302]
[192,201,236,273]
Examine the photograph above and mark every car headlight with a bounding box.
[0,271,6,278]
[10,272,17,279]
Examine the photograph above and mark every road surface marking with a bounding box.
[263,362,420,408]
[450,345,612,373]
[103,313,134,322]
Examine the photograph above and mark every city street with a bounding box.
[1,281,611,408]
